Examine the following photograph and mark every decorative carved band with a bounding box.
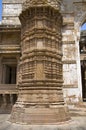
[23,0,61,11]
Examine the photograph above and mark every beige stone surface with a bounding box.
[0,114,86,130]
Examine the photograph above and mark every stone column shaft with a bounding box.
[10,0,70,124]
[3,94,7,106]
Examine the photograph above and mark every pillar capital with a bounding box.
[22,0,62,11]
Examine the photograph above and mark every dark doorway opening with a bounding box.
[13,94,17,104]
[81,60,86,101]
[80,27,86,101]
[4,65,17,84]
[5,65,17,84]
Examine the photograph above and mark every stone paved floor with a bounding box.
[0,114,86,130]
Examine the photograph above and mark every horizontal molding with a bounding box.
[63,84,78,88]
[62,41,75,44]
[3,0,23,4]
[0,84,18,94]
[0,25,21,32]
[62,60,76,64]
[0,45,20,54]
[0,51,20,54]
[0,91,18,94]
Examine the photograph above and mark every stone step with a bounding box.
[70,107,86,117]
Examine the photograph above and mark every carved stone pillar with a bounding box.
[3,94,7,106]
[10,94,14,105]
[10,0,70,124]
[0,95,2,107]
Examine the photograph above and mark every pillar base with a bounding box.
[10,104,70,125]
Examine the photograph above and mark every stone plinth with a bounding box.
[10,0,70,124]
[1,114,86,130]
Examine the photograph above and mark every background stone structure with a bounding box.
[0,0,86,113]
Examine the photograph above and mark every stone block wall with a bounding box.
[2,0,23,25]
